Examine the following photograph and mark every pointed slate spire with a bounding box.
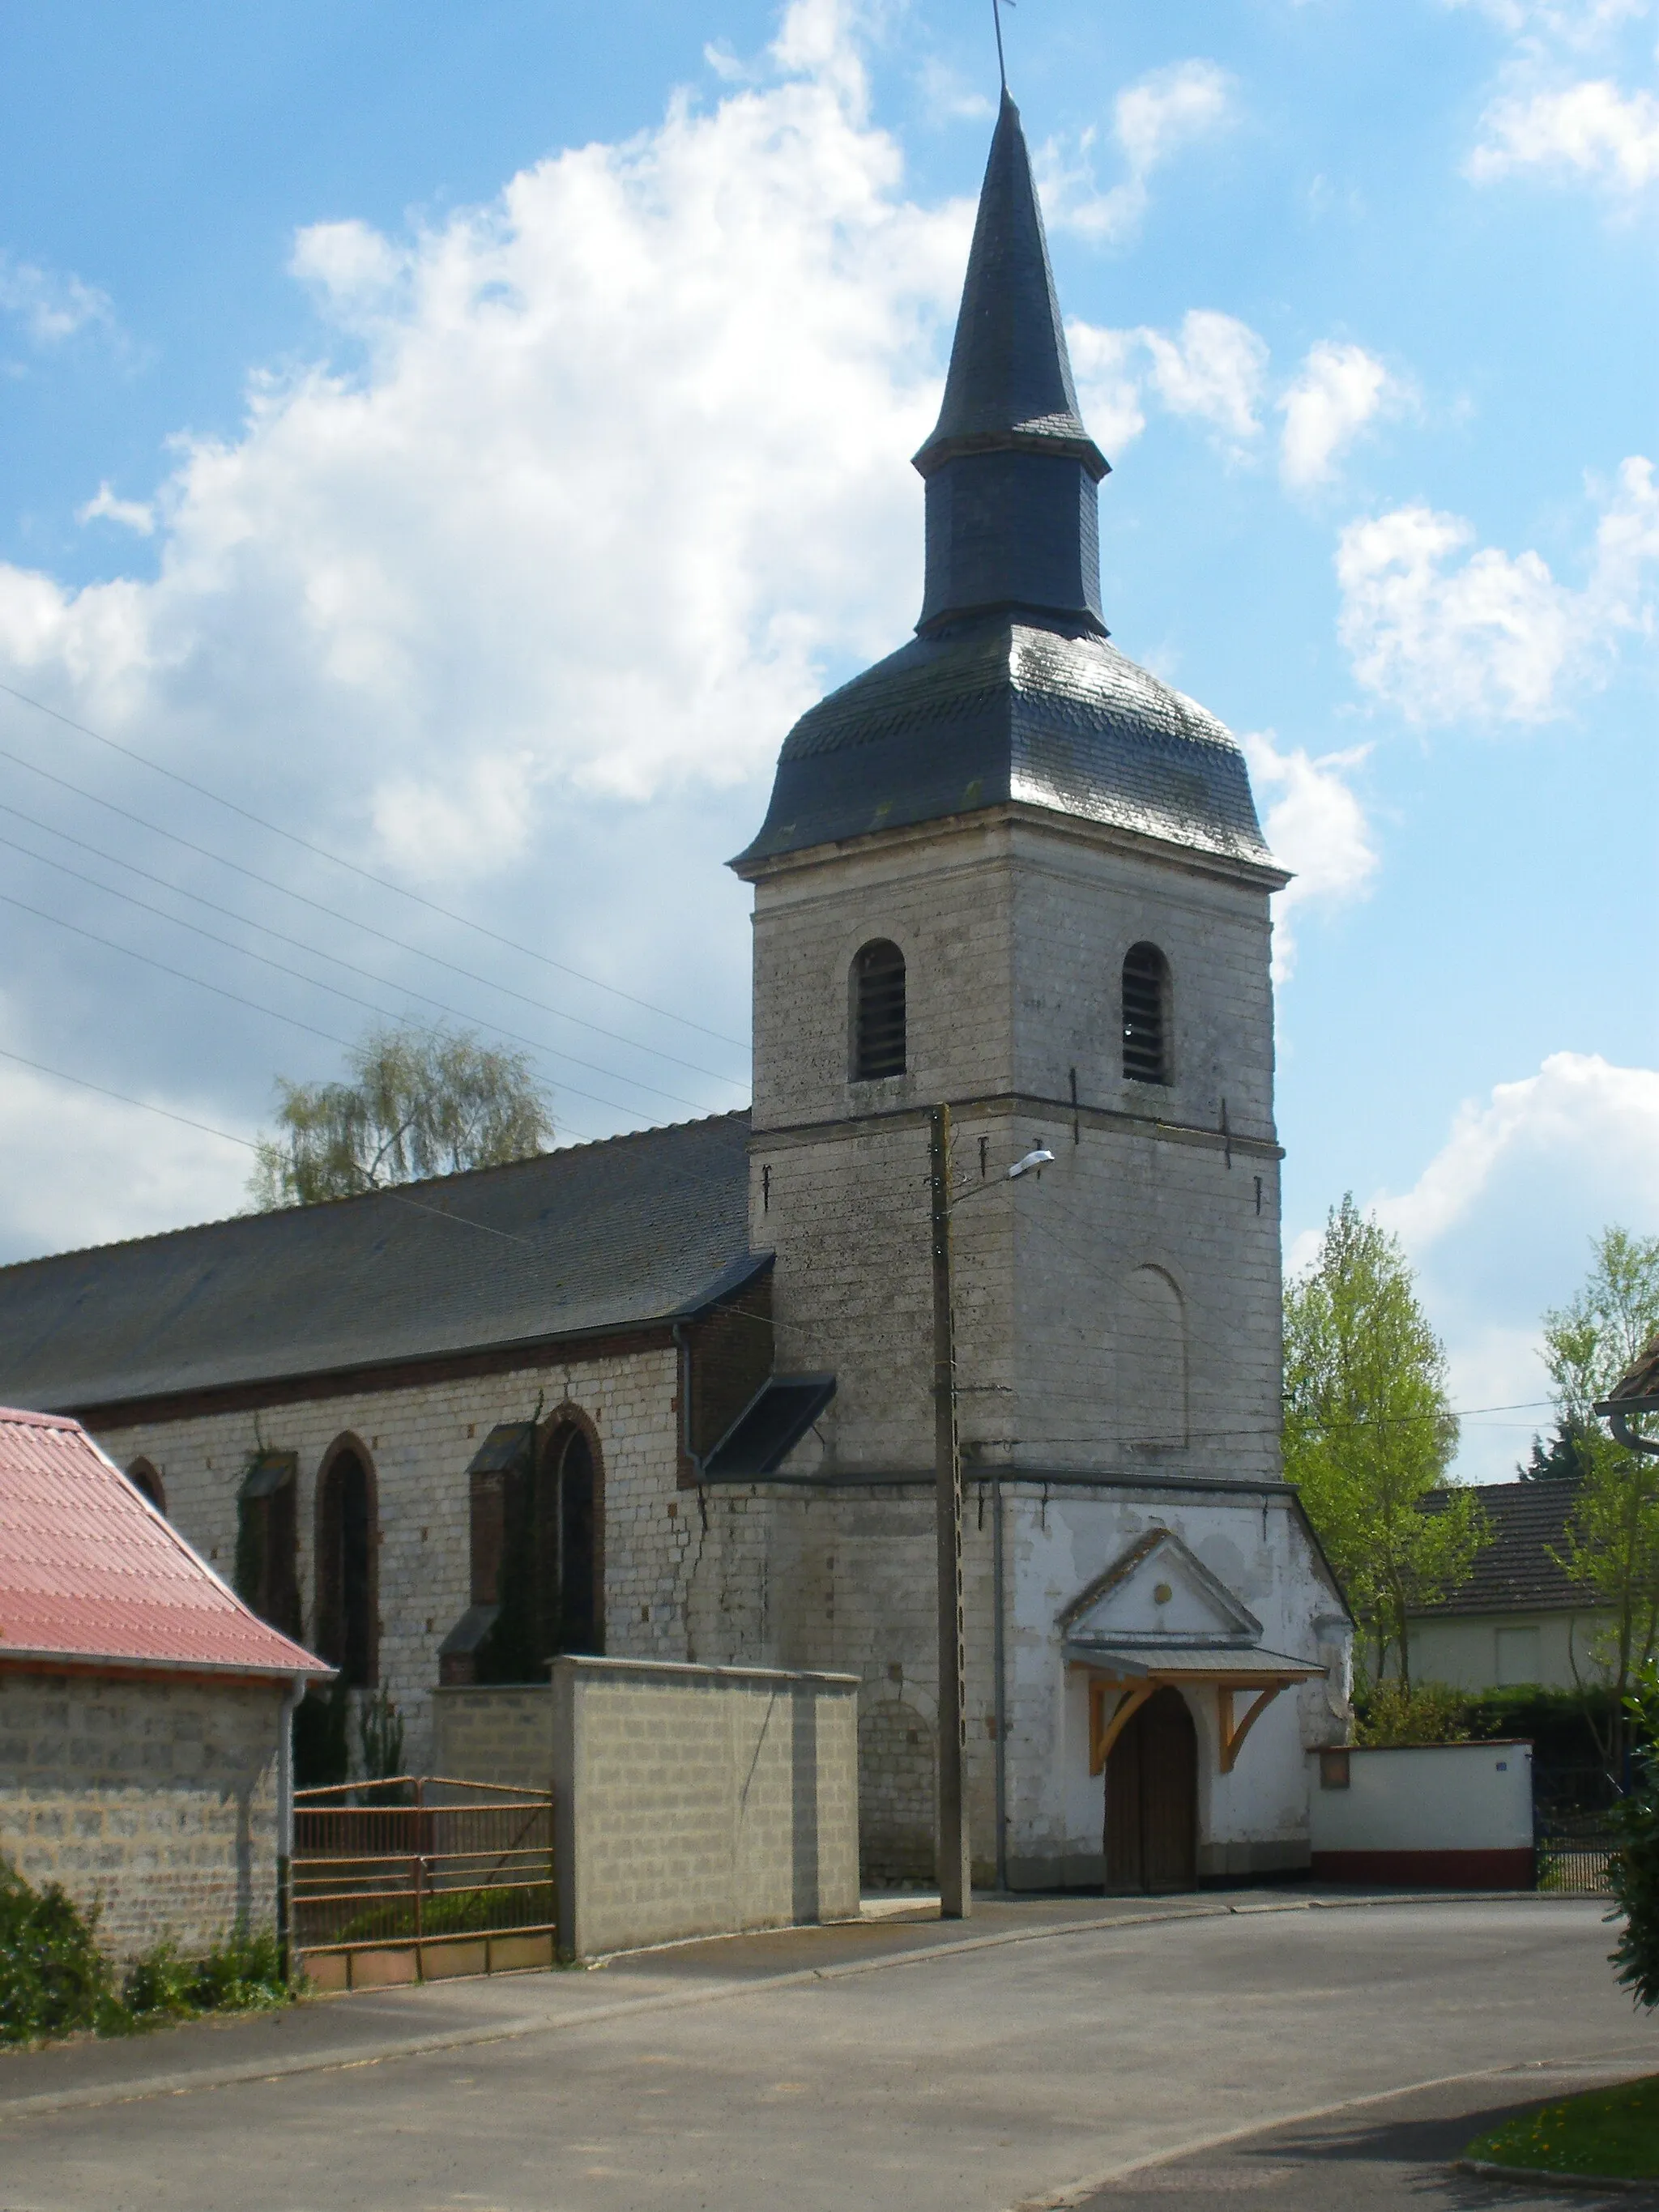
[913,92,1109,637]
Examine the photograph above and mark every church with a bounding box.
[0,95,1350,1893]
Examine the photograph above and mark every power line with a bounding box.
[0,1042,541,1247]
[0,753,746,1089]
[0,678,748,1050]
[0,824,714,1116]
[0,886,666,1126]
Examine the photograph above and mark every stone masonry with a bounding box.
[0,1667,285,1959]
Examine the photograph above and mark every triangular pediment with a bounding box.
[1058,1528,1261,1650]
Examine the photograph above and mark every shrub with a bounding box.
[124,1929,288,2022]
[1353,1679,1472,1745]
[1610,1670,1659,2008]
[1,1855,292,2046]
[0,1857,122,2044]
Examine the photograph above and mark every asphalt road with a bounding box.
[0,1897,1652,2212]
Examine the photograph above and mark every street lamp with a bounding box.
[928,1109,1056,1920]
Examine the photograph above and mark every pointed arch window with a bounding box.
[1122,943,1171,1086]
[315,1442,377,1688]
[853,940,906,1080]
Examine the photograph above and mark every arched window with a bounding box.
[538,1421,603,1660]
[315,1441,377,1688]
[126,1459,165,1514]
[1120,1266,1188,1450]
[852,939,906,1080]
[1121,943,1171,1085]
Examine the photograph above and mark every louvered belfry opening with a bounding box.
[853,939,906,1080]
[1122,942,1171,1085]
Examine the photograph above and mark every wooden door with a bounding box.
[1104,1686,1197,1893]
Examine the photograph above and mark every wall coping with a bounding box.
[1309,1739,1534,1754]
[552,1656,859,1690]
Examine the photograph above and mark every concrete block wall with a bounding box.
[433,1685,554,1792]
[92,1347,697,1772]
[551,1656,859,1958]
[0,1667,284,1959]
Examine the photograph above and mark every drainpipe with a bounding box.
[992,1473,1009,1892]
[276,1673,305,1979]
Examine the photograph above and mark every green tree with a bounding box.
[1544,1228,1659,1771]
[1284,1194,1483,1688]
[249,1024,553,1208]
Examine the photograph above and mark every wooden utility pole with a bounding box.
[930,1104,971,1918]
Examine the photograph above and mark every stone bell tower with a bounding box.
[731,91,1289,1499]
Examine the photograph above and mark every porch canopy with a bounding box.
[1064,1636,1325,1777]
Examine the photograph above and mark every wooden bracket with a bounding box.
[1217,1683,1282,1775]
[1089,1677,1156,1775]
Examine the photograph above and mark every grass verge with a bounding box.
[1465,2077,1659,2180]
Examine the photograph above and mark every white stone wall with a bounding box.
[736,795,1330,1885]
[748,810,1284,1486]
[92,1348,693,1773]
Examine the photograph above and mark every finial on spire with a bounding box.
[992,0,1013,96]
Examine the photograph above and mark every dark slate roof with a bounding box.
[0,1114,757,1416]
[913,92,1105,480]
[1601,1329,1659,1412]
[1411,1480,1584,1617]
[734,93,1277,880]
[736,616,1277,872]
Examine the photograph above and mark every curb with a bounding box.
[1456,2156,1659,2196]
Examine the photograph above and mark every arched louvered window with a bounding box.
[853,940,906,1080]
[1122,943,1171,1085]
[126,1459,165,1514]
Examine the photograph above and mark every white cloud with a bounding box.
[1141,310,1268,443]
[1068,310,1270,458]
[1469,76,1659,186]
[0,3,966,852]
[75,483,156,536]
[0,1043,251,1256]
[1335,454,1659,722]
[1363,1053,1659,1478]
[1040,61,1232,244]
[915,58,995,126]
[1277,342,1405,490]
[0,253,114,347]
[1065,322,1147,455]
[1241,734,1378,980]
[1444,0,1649,44]
[1071,317,1407,477]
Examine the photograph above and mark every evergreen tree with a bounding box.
[1284,1194,1483,1687]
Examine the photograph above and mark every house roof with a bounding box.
[0,1113,757,1417]
[1411,1480,1584,1617]
[1601,1328,1659,1413]
[0,1406,327,1677]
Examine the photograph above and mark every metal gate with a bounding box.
[1534,1766,1619,1898]
[292,1775,556,1989]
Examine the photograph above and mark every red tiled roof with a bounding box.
[0,1405,329,1677]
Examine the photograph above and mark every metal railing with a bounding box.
[292,1776,555,1976]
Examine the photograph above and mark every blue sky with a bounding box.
[0,0,1655,1478]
